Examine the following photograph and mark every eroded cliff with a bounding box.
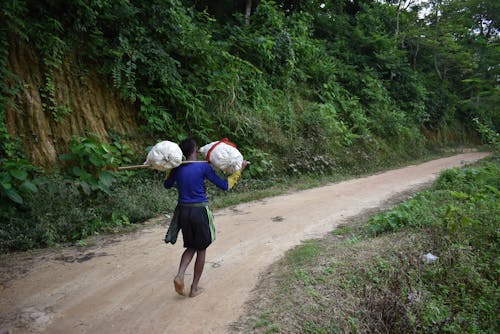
[5,40,143,168]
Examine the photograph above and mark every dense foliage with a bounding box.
[2,0,498,152]
[0,0,498,250]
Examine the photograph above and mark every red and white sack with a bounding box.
[199,138,243,174]
[144,140,183,171]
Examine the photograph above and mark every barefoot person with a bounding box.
[164,138,247,297]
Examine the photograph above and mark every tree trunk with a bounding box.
[245,0,252,25]
[396,2,401,36]
[412,43,419,70]
[434,54,442,80]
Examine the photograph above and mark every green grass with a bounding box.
[233,155,499,334]
[288,241,322,266]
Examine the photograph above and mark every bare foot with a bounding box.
[189,286,204,298]
[174,276,185,296]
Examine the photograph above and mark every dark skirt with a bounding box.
[175,203,215,250]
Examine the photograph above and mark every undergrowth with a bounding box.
[0,171,174,251]
[233,156,499,334]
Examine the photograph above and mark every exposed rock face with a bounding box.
[5,40,142,168]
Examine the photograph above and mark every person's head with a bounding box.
[179,138,197,159]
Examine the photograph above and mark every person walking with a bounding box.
[164,138,248,297]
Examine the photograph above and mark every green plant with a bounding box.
[52,104,72,123]
[0,13,24,159]
[111,212,131,227]
[252,312,273,329]
[287,241,321,266]
[331,225,353,236]
[60,135,132,195]
[0,158,40,210]
[473,117,499,152]
[243,147,274,178]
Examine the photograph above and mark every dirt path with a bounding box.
[0,152,489,334]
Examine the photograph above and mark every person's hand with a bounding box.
[164,168,172,179]
[241,160,249,171]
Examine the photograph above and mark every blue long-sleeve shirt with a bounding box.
[163,162,228,204]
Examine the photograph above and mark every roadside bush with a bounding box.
[474,117,500,153]
[60,135,134,195]
[363,160,499,333]
[0,171,175,252]
[108,171,176,223]
[1,174,91,251]
[0,158,41,213]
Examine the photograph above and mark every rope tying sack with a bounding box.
[199,138,243,174]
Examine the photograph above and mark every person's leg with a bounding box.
[174,248,195,296]
[190,249,206,297]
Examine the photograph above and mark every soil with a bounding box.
[0,152,489,334]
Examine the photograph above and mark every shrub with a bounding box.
[0,158,40,212]
[59,135,134,196]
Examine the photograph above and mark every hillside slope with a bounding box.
[5,41,140,167]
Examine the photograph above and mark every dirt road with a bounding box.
[0,152,489,334]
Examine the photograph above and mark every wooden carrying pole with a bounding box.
[117,160,207,171]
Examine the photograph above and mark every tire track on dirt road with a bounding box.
[0,152,489,334]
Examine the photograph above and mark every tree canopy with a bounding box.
[1,0,498,163]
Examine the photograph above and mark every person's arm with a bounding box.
[163,168,177,189]
[205,161,248,190]
[205,166,229,190]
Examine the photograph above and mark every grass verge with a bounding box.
[231,155,499,334]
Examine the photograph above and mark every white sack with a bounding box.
[199,139,243,174]
[144,140,183,171]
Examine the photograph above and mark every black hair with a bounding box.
[179,138,197,158]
